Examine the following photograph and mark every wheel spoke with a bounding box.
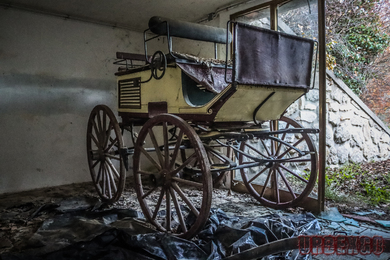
[104,160,117,189]
[260,139,272,158]
[106,136,118,152]
[142,185,158,199]
[152,188,165,220]
[92,118,102,145]
[272,169,280,204]
[193,158,199,168]
[95,161,103,184]
[165,188,171,231]
[88,132,100,148]
[277,168,297,200]
[171,152,197,175]
[277,137,305,159]
[170,188,187,233]
[172,182,199,217]
[103,162,113,199]
[169,130,184,170]
[140,146,162,171]
[280,164,308,183]
[91,158,100,169]
[103,123,113,150]
[105,157,120,180]
[148,128,164,167]
[275,133,287,157]
[101,162,106,196]
[275,123,291,156]
[172,177,203,189]
[105,153,120,160]
[163,122,169,168]
[260,169,272,197]
[208,151,215,165]
[96,111,104,144]
[245,142,272,159]
[248,167,268,184]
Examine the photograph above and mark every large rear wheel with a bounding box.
[239,116,317,208]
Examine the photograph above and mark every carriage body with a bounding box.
[87,16,319,239]
[115,21,315,127]
[116,64,307,125]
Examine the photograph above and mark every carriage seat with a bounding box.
[174,54,231,106]
[173,52,231,93]
[147,16,233,100]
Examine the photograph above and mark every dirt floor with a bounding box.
[0,180,273,256]
[0,178,389,259]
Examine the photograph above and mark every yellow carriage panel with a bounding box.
[214,85,305,122]
[116,67,189,114]
[116,66,232,118]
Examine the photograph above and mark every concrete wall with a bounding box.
[0,8,144,194]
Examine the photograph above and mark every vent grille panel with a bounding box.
[118,78,141,109]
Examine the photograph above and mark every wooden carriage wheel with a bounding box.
[133,114,212,239]
[239,116,317,209]
[87,105,126,203]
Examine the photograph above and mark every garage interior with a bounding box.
[1,0,390,259]
[1,0,292,195]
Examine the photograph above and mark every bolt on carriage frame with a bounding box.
[87,16,319,239]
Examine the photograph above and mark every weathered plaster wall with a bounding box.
[0,8,143,194]
[0,1,264,195]
[286,70,390,168]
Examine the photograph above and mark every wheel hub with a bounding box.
[98,149,105,161]
[161,169,173,187]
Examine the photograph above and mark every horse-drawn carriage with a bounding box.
[87,16,318,238]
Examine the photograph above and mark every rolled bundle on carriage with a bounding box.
[87,16,318,238]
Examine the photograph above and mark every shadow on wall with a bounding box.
[0,73,117,194]
[0,73,115,115]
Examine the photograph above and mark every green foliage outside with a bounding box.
[325,163,390,205]
[326,0,390,95]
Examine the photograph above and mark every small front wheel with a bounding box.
[86,105,126,203]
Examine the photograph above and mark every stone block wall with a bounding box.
[285,70,390,168]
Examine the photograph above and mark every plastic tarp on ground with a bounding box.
[0,206,321,260]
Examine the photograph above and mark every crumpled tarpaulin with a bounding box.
[0,208,321,260]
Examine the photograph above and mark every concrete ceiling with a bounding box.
[0,0,251,31]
